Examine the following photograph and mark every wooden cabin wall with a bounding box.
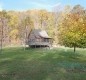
[28,33,42,42]
[28,33,35,42]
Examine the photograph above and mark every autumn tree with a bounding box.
[58,5,86,52]
[0,10,9,53]
[38,10,49,29]
[20,16,34,49]
[8,11,20,44]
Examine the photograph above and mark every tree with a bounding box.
[0,10,9,53]
[38,10,49,29]
[58,5,86,52]
[21,16,34,50]
[8,11,19,44]
[52,5,72,44]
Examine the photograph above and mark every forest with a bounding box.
[0,5,86,51]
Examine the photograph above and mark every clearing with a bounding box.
[0,47,86,80]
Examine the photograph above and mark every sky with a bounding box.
[0,0,86,11]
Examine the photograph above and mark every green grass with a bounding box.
[0,47,86,80]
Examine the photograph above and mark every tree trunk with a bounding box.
[74,45,76,53]
[41,19,42,29]
[0,18,4,53]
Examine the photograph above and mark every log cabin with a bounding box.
[28,29,52,48]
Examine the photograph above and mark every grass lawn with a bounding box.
[0,47,86,80]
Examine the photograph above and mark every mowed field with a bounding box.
[0,47,86,80]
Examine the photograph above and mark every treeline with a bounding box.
[0,9,55,46]
[0,5,86,50]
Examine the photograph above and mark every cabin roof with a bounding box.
[31,29,52,39]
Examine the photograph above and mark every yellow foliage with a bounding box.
[9,29,19,39]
